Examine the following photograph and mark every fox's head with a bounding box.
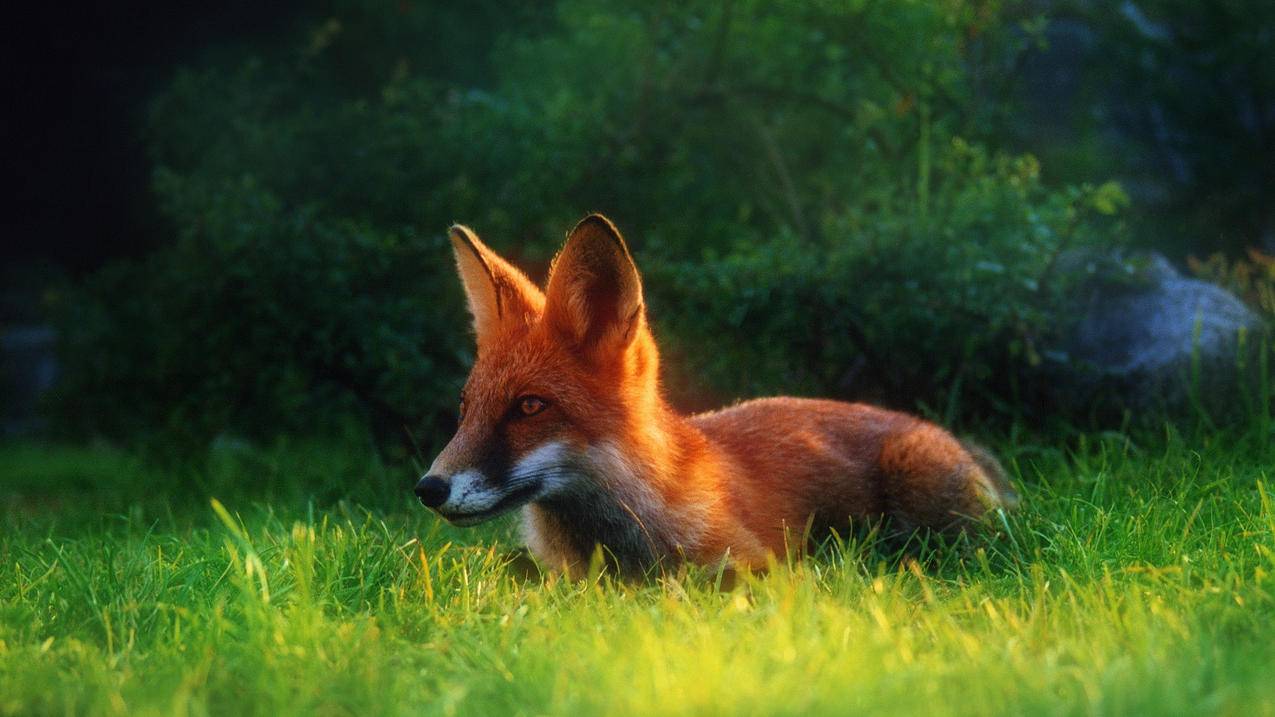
[415,214,661,525]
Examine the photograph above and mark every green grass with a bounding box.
[2,427,1274,716]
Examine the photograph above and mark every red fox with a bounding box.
[416,214,1017,576]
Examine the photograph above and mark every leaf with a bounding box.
[1089,181,1130,216]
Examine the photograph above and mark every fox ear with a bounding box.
[450,225,544,342]
[544,214,645,357]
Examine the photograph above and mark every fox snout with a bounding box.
[417,441,580,525]
[413,467,512,525]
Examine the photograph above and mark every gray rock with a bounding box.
[1051,251,1268,415]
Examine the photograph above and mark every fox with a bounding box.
[415,213,1017,577]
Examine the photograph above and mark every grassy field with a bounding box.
[2,424,1274,716]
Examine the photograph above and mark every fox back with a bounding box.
[415,214,1016,576]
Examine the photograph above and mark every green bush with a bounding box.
[50,177,469,450]
[649,142,1128,420]
[51,0,1126,446]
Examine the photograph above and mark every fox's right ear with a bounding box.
[449,225,544,343]
[544,214,645,361]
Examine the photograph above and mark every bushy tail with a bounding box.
[877,425,1018,533]
[960,439,1020,510]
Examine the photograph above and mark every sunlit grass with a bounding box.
[2,428,1273,716]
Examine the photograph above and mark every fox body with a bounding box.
[417,214,1016,576]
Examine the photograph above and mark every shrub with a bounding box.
[52,0,1127,446]
[650,143,1128,420]
[49,177,469,452]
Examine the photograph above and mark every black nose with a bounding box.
[414,475,450,508]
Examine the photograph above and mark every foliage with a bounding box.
[51,0,1127,444]
[48,178,469,451]
[650,144,1128,417]
[2,423,1275,714]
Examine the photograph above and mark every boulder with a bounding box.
[1049,251,1268,416]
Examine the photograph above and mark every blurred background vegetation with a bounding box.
[4,0,1274,457]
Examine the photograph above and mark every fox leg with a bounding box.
[877,423,1016,533]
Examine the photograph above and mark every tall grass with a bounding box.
[2,421,1274,715]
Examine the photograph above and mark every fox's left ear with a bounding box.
[544,214,645,358]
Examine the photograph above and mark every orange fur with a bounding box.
[420,214,1017,576]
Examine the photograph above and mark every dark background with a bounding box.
[3,2,306,275]
[8,2,1274,278]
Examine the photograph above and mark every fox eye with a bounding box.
[516,395,548,417]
